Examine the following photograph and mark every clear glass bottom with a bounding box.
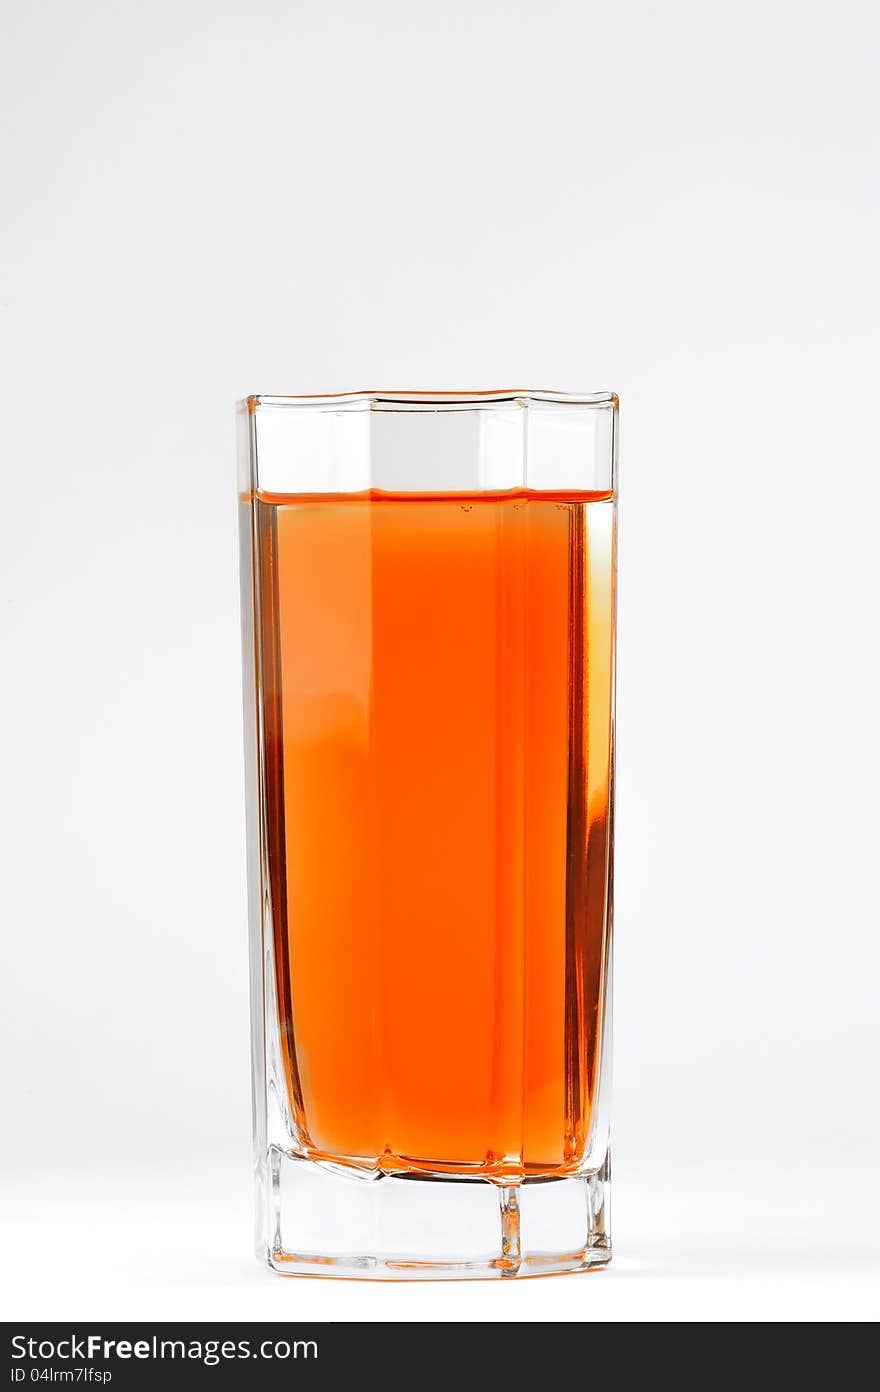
[262,1147,611,1280]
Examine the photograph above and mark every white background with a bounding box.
[2,0,879,1322]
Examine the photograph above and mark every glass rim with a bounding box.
[245,388,618,413]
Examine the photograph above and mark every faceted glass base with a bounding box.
[262,1148,611,1280]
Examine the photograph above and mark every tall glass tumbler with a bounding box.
[238,390,618,1278]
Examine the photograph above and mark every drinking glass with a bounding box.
[238,389,618,1278]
